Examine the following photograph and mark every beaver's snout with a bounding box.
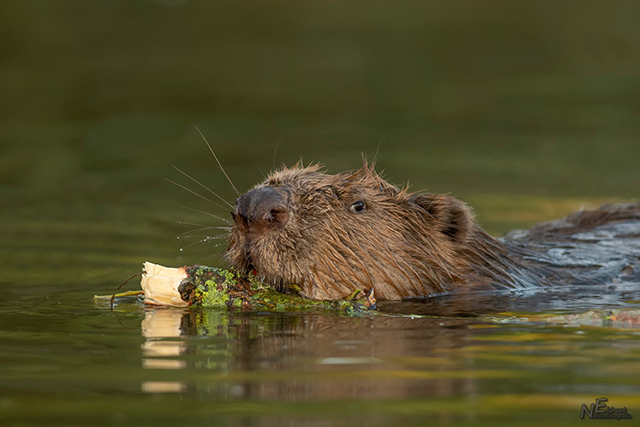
[233,187,290,228]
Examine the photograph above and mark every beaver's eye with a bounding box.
[349,200,366,213]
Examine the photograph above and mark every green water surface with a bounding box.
[1,1,639,426]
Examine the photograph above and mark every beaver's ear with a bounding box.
[409,194,473,244]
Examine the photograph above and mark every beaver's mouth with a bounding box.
[245,254,257,275]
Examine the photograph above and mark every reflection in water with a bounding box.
[139,306,483,401]
[141,307,189,392]
[136,283,640,413]
[141,307,189,368]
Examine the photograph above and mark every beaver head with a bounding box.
[225,162,495,300]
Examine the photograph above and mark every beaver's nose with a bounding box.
[234,187,290,227]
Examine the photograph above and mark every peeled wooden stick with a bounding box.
[140,262,189,307]
[136,261,377,313]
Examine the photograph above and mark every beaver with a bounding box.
[226,161,640,300]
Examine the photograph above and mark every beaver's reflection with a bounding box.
[140,307,480,400]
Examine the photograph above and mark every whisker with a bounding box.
[179,236,226,251]
[200,250,227,262]
[273,137,283,171]
[176,221,209,227]
[192,123,240,196]
[172,165,234,209]
[164,178,229,212]
[179,206,231,223]
[180,235,228,242]
[176,221,231,231]
[185,230,230,238]
[180,231,229,240]
[372,137,385,167]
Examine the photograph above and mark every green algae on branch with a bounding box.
[139,262,376,315]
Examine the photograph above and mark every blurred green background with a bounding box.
[1,0,639,283]
[1,2,640,426]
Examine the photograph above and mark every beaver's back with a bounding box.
[503,202,640,285]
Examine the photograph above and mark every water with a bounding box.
[1,1,640,425]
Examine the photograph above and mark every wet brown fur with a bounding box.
[226,162,640,300]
